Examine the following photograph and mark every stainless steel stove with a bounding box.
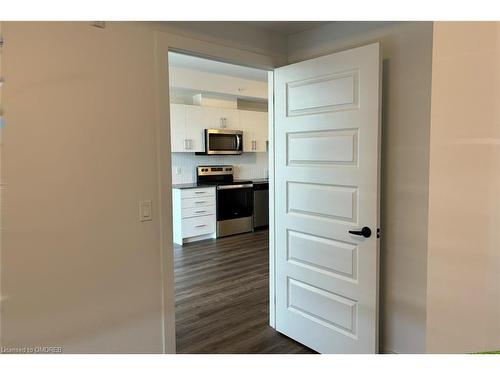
[197,166,253,238]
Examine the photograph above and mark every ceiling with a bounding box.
[168,52,268,82]
[247,21,330,35]
[168,22,331,82]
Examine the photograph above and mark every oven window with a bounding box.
[217,187,253,221]
[209,134,238,151]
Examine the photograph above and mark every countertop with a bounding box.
[251,178,269,184]
[172,178,268,190]
[171,183,213,190]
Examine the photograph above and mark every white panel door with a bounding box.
[274,43,381,353]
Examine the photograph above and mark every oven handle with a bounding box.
[217,184,253,190]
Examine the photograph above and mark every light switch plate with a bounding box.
[139,200,152,222]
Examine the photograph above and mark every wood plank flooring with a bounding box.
[174,229,315,354]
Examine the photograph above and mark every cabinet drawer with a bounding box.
[181,187,215,199]
[182,215,216,238]
[181,196,215,209]
[182,205,215,219]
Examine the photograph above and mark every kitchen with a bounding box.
[169,51,270,244]
[168,52,297,353]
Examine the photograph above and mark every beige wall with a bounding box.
[156,22,287,66]
[426,22,500,353]
[1,21,165,353]
[288,22,434,354]
[0,21,284,353]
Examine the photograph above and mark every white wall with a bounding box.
[0,21,285,353]
[169,66,268,100]
[171,152,268,185]
[426,22,500,353]
[287,22,434,354]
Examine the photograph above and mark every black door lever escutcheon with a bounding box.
[348,226,372,238]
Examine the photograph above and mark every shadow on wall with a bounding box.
[379,57,391,352]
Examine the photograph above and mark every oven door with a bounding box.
[216,184,254,221]
[206,129,243,155]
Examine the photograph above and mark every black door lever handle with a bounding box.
[348,226,372,238]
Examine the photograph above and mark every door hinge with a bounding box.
[377,228,381,238]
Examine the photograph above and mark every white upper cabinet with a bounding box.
[170,103,205,152]
[240,110,268,152]
[220,108,240,129]
[170,104,267,153]
[185,105,205,152]
[170,103,187,152]
[200,107,240,130]
[201,106,223,129]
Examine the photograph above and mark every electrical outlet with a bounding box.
[139,200,152,222]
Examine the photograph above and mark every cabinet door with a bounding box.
[201,106,223,130]
[253,111,268,152]
[220,108,240,129]
[240,109,267,152]
[185,105,206,152]
[239,109,252,152]
[170,104,187,152]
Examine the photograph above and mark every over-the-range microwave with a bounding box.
[198,129,243,155]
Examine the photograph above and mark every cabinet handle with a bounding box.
[184,139,189,150]
[195,201,206,204]
[194,191,206,194]
[195,224,207,228]
[195,210,206,214]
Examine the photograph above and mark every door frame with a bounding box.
[154,28,279,353]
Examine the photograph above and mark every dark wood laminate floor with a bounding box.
[174,229,315,354]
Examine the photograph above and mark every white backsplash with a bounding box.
[171,152,269,184]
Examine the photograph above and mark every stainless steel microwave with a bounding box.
[203,129,243,155]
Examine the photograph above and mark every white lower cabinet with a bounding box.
[173,187,216,245]
[181,215,216,238]
[181,205,216,218]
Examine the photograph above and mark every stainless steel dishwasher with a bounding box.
[253,181,269,230]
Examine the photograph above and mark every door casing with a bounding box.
[154,30,277,353]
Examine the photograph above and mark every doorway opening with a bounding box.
[167,51,313,354]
